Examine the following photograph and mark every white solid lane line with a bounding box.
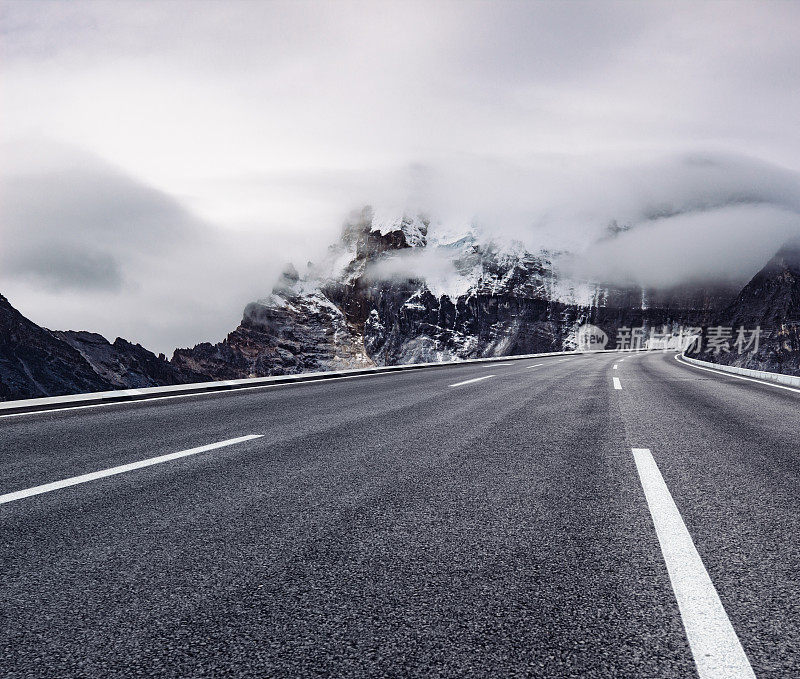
[613,377,622,389]
[449,375,496,387]
[631,448,755,679]
[526,363,544,369]
[0,435,264,506]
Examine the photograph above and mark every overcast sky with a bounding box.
[2,0,800,353]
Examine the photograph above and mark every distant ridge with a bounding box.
[0,294,200,401]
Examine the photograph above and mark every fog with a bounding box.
[2,1,800,352]
[0,142,312,352]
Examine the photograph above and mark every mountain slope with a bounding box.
[171,287,374,379]
[720,242,800,329]
[0,294,112,400]
[696,242,800,374]
[54,331,200,389]
[0,294,198,401]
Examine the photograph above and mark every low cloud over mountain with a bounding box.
[2,142,800,354]
[2,3,800,352]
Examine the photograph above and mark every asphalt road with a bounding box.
[1,351,798,678]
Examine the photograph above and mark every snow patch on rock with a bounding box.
[370,209,428,248]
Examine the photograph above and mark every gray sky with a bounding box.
[2,1,800,353]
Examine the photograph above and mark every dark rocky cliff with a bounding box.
[0,294,200,400]
[54,331,201,389]
[695,243,800,374]
[0,294,111,400]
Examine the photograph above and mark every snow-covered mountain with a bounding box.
[172,206,736,376]
[4,205,796,402]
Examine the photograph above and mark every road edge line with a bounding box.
[0,349,637,418]
[675,354,800,395]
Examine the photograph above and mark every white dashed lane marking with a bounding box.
[0,435,264,505]
[632,448,755,679]
[449,375,496,388]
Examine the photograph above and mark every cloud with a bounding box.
[8,248,123,292]
[403,149,800,246]
[1,2,800,347]
[540,152,800,287]
[0,142,320,353]
[356,150,800,292]
[0,141,197,292]
[565,204,800,289]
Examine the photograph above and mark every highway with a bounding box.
[1,351,798,678]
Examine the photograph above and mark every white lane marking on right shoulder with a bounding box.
[449,375,496,387]
[0,435,264,506]
[631,448,755,679]
[613,377,622,389]
[675,354,800,394]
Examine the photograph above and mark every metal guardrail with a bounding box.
[679,354,800,389]
[0,348,637,416]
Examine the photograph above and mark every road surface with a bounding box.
[1,351,798,677]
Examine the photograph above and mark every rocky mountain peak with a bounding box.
[694,241,800,374]
[342,207,429,272]
[369,210,429,249]
[339,206,428,257]
[725,240,800,328]
[759,241,800,286]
